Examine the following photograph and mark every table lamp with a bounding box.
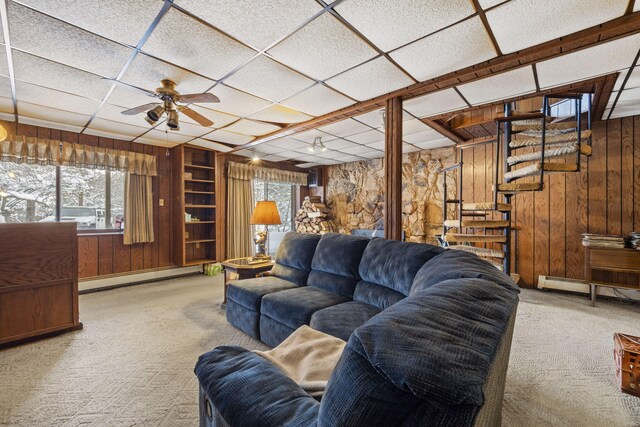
[250,200,281,259]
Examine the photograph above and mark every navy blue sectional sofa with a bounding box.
[196,232,520,426]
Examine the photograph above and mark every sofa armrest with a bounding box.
[195,346,320,427]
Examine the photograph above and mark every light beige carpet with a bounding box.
[0,276,639,426]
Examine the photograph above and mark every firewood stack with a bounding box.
[295,196,336,234]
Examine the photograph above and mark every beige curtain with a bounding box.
[227,175,253,259]
[0,135,59,166]
[227,161,307,185]
[123,174,155,245]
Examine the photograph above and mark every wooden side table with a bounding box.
[585,247,640,306]
[221,258,275,304]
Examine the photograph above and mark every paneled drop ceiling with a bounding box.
[0,0,636,166]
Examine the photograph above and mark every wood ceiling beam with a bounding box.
[592,72,620,120]
[230,13,640,153]
[420,119,465,144]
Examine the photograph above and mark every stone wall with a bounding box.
[325,146,457,243]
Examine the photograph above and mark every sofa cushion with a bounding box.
[270,232,321,286]
[318,277,519,426]
[307,233,370,297]
[410,249,518,295]
[352,281,405,311]
[226,276,299,312]
[225,299,261,339]
[310,301,381,341]
[356,239,445,297]
[261,287,350,330]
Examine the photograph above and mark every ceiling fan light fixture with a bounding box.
[167,110,180,130]
[144,115,157,126]
[147,105,165,122]
[309,136,327,153]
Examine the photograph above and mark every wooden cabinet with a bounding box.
[173,145,218,266]
[585,247,640,305]
[0,222,81,346]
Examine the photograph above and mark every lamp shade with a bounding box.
[250,201,281,225]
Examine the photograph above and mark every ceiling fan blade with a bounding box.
[180,106,214,127]
[101,78,159,97]
[121,103,162,115]
[178,92,220,103]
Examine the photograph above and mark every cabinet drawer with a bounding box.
[589,248,640,270]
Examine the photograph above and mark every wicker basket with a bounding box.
[614,333,640,397]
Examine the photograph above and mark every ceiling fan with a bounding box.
[104,78,220,131]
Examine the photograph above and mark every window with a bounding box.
[0,162,124,231]
[253,180,295,255]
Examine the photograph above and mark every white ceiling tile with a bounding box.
[204,129,254,145]
[174,0,323,50]
[17,0,161,46]
[334,154,365,163]
[413,138,456,150]
[351,109,386,128]
[15,81,100,115]
[390,17,496,82]
[359,150,384,159]
[295,162,321,168]
[88,117,149,137]
[254,143,288,155]
[189,138,233,152]
[107,86,157,109]
[315,149,343,159]
[0,77,12,99]
[119,53,214,98]
[536,34,640,89]
[132,135,179,148]
[601,107,611,120]
[318,118,373,137]
[0,45,8,77]
[487,0,628,54]
[83,128,137,141]
[324,139,360,150]
[268,13,377,80]
[248,104,312,123]
[266,138,308,150]
[179,105,238,129]
[403,88,468,118]
[233,149,254,158]
[619,66,640,91]
[0,96,14,114]
[610,103,640,119]
[366,140,385,150]
[203,84,271,117]
[339,144,377,155]
[18,116,82,133]
[402,143,421,153]
[281,83,354,116]
[96,103,157,127]
[8,2,132,77]
[335,0,474,52]
[636,2,640,11]
[223,119,280,136]
[224,55,315,102]
[402,119,434,135]
[325,56,414,101]
[617,86,640,103]
[12,51,112,100]
[171,121,212,138]
[344,129,384,144]
[478,0,508,8]
[17,101,90,126]
[143,8,255,80]
[613,69,628,92]
[261,154,290,162]
[403,129,443,144]
[458,66,536,105]
[140,129,193,144]
[290,129,337,143]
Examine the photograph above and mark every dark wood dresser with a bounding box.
[0,222,82,346]
[585,246,640,306]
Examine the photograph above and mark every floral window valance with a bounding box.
[0,135,157,176]
[228,161,307,185]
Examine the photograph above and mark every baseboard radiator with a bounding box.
[538,275,640,301]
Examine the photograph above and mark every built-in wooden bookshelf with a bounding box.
[173,145,218,266]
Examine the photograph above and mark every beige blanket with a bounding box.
[255,325,346,397]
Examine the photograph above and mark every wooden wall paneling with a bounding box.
[130,244,145,271]
[77,236,98,278]
[145,144,159,269]
[564,154,589,280]
[98,235,114,276]
[172,146,185,266]
[515,188,534,286]
[113,237,131,273]
[606,119,622,235]
[589,121,608,233]
[384,97,403,241]
[533,172,550,285]
[549,168,566,277]
[621,116,634,234]
[158,144,173,267]
[635,116,640,231]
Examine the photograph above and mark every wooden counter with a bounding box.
[0,222,82,346]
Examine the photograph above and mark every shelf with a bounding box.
[185,190,215,195]
[185,164,215,170]
[185,179,214,184]
[186,221,216,224]
[186,204,216,208]
[186,239,216,244]
[185,258,217,266]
